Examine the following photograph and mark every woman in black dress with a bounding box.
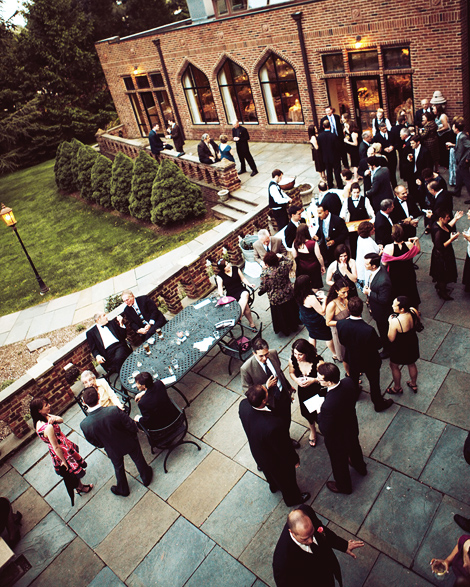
[382,225,421,308]
[288,339,325,447]
[308,124,326,181]
[292,224,325,290]
[430,208,463,300]
[342,115,360,177]
[216,258,256,327]
[386,296,420,394]
[325,244,358,298]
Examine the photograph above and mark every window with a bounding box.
[386,74,413,123]
[129,94,146,136]
[383,47,411,70]
[135,75,150,89]
[140,92,159,128]
[182,64,219,124]
[218,60,257,123]
[259,54,303,124]
[150,73,164,87]
[155,90,174,122]
[322,53,344,74]
[348,50,379,72]
[123,76,134,91]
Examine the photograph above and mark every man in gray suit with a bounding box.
[447,117,470,204]
[366,156,394,212]
[253,229,286,268]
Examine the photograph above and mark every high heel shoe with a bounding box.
[76,483,94,495]
[332,356,340,363]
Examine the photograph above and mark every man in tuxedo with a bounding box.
[166,118,184,155]
[337,296,393,412]
[391,185,421,239]
[80,387,153,496]
[254,229,287,266]
[317,120,343,189]
[374,123,397,188]
[197,133,221,164]
[315,203,349,266]
[317,363,367,494]
[366,156,394,212]
[363,253,393,358]
[239,384,309,506]
[86,312,131,374]
[268,169,292,230]
[414,98,432,129]
[241,338,297,444]
[359,130,373,161]
[399,127,413,183]
[426,180,453,225]
[374,198,394,246]
[134,372,180,430]
[232,120,258,177]
[408,135,433,206]
[317,181,343,217]
[340,182,375,258]
[148,123,172,158]
[283,205,304,249]
[122,289,166,341]
[273,504,363,587]
[446,117,470,204]
[319,105,342,139]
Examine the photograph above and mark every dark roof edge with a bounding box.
[96,18,193,45]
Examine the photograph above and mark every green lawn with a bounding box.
[1,160,219,315]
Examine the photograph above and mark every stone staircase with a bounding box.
[212,190,260,221]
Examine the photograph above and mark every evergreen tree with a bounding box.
[129,150,159,221]
[110,152,134,214]
[91,154,113,207]
[76,144,98,200]
[151,160,206,226]
[57,141,76,193]
[69,138,83,190]
[54,141,65,189]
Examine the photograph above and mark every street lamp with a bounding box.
[0,203,50,295]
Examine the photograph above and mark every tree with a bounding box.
[129,150,159,221]
[91,154,113,207]
[151,160,206,226]
[110,152,134,214]
[55,141,76,193]
[69,138,83,190]
[76,144,98,200]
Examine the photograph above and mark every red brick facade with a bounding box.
[95,0,469,144]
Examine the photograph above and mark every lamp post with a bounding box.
[0,203,50,295]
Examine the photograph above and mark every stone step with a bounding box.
[212,204,246,222]
[222,197,258,214]
[229,190,258,206]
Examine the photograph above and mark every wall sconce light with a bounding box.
[133,65,139,75]
[355,36,362,49]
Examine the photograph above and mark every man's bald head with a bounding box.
[287,509,315,544]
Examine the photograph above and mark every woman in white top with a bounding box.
[80,370,123,409]
[356,221,380,289]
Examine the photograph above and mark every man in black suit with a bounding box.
[363,253,393,358]
[317,363,367,494]
[315,203,349,266]
[359,130,373,161]
[408,135,433,206]
[337,296,393,412]
[80,387,153,496]
[317,120,343,189]
[374,123,398,188]
[374,198,394,246]
[166,118,185,155]
[319,105,342,139]
[414,98,431,129]
[284,205,304,249]
[391,185,421,239]
[148,123,171,158]
[86,312,131,374]
[366,156,394,212]
[399,127,413,183]
[134,372,180,430]
[239,384,309,506]
[317,181,343,217]
[232,120,258,176]
[447,117,470,203]
[122,289,166,341]
[197,133,221,164]
[426,180,453,225]
[273,504,363,587]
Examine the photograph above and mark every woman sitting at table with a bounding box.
[134,372,180,430]
[80,370,123,409]
[216,259,256,328]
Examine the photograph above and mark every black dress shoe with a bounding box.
[299,492,311,503]
[326,481,351,495]
[111,486,130,497]
[291,438,301,449]
[379,350,390,359]
[238,169,247,174]
[438,291,454,301]
[269,484,279,493]
[454,514,470,532]
[375,398,394,412]
[257,465,262,472]
[14,511,22,524]
[250,170,259,177]
[349,459,368,476]
[413,263,419,270]
[142,467,153,487]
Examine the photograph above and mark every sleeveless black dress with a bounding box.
[388,243,421,307]
[219,269,246,301]
[291,355,326,424]
[389,315,420,365]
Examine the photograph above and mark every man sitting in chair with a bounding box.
[134,372,180,430]
[253,229,286,268]
[86,312,131,374]
[122,290,167,341]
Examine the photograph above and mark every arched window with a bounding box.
[182,64,219,124]
[259,54,303,124]
[217,59,257,123]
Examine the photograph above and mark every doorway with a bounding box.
[352,77,382,133]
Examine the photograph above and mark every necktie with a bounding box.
[329,115,337,135]
[134,304,148,325]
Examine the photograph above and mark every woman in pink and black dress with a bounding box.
[292,224,325,290]
[431,534,470,585]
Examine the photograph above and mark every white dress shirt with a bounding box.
[98,324,119,349]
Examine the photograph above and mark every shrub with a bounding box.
[54,142,64,188]
[76,144,99,200]
[55,141,76,193]
[110,151,134,214]
[69,137,84,190]
[105,293,123,313]
[150,159,206,226]
[91,154,112,207]
[129,150,159,222]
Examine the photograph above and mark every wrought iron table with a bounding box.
[120,296,241,403]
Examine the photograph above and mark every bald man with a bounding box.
[273,504,363,587]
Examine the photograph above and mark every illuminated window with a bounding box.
[383,47,411,69]
[182,64,219,124]
[259,54,303,124]
[218,60,257,123]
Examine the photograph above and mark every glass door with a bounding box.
[352,77,382,133]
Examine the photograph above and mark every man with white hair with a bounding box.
[253,229,286,268]
[86,313,130,374]
[232,119,258,176]
[197,133,221,164]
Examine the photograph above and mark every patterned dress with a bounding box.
[259,258,300,335]
[37,422,87,478]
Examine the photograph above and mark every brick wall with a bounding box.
[95,0,469,142]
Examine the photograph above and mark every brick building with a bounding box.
[95,0,469,145]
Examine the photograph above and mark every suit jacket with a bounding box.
[80,406,141,461]
[411,145,433,179]
[198,140,220,164]
[232,125,251,152]
[253,236,286,265]
[170,123,184,153]
[123,295,166,334]
[137,380,180,430]
[389,124,406,149]
[86,319,127,361]
[414,107,431,128]
[284,221,298,249]
[358,140,371,161]
[366,166,394,212]
[429,189,453,224]
[336,317,382,371]
[319,191,343,217]
[319,114,343,138]
[148,130,166,156]
[374,211,393,246]
[273,504,348,587]
[368,267,393,322]
[373,131,397,168]
[391,197,421,238]
[454,132,470,168]
[399,137,414,180]
[317,130,341,166]
[316,213,348,252]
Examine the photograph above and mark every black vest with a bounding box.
[268,180,287,210]
[348,197,368,221]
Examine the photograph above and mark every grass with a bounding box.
[1,159,220,315]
